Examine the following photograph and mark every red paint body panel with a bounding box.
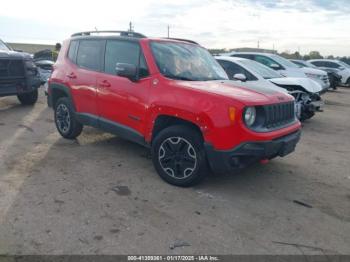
[50,37,301,151]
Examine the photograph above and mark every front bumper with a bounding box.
[205,130,301,173]
[308,99,324,112]
[0,75,41,97]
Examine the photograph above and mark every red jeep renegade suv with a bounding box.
[48,31,301,187]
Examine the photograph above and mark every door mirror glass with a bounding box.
[270,63,280,70]
[116,63,138,81]
[233,73,247,82]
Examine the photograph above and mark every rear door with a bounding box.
[96,39,151,135]
[68,39,104,116]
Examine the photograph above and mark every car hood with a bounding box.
[231,79,288,94]
[269,77,322,93]
[280,68,307,78]
[0,50,32,60]
[300,67,327,76]
[34,60,54,66]
[173,80,292,105]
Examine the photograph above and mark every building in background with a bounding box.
[209,47,277,55]
[229,47,277,54]
[6,43,55,54]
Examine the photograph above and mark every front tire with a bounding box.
[151,125,208,187]
[17,89,38,105]
[54,97,83,139]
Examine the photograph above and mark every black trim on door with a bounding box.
[75,113,148,147]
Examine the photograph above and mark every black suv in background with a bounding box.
[0,39,41,105]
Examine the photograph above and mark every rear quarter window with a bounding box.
[76,40,103,71]
[67,40,78,62]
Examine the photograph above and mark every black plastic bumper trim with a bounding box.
[205,130,301,173]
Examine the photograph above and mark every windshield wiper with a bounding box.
[163,74,195,81]
[203,77,227,81]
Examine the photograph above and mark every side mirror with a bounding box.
[270,63,280,70]
[116,63,138,82]
[233,73,247,82]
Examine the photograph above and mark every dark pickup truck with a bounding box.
[0,39,41,105]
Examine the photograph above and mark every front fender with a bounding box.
[144,104,215,143]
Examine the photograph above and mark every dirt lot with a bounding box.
[0,87,349,255]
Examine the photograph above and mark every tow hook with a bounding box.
[260,159,269,164]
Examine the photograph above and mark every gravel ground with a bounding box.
[0,87,349,255]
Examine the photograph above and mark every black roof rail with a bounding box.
[164,38,199,45]
[71,31,146,38]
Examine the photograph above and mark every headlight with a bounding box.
[244,107,256,127]
[25,60,37,69]
[24,60,38,75]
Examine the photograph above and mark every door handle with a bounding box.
[99,80,111,88]
[66,72,76,79]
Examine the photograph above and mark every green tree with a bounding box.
[309,51,323,59]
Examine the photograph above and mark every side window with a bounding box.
[67,40,78,62]
[324,62,340,68]
[76,40,102,71]
[311,61,324,67]
[104,40,149,78]
[254,55,280,69]
[232,54,253,60]
[217,60,257,81]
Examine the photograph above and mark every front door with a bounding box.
[96,39,151,135]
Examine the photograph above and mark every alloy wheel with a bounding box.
[158,137,197,179]
[56,104,71,134]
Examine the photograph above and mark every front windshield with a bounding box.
[294,60,317,68]
[0,40,10,51]
[271,55,299,69]
[240,59,282,79]
[150,41,228,81]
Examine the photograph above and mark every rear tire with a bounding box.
[54,97,83,139]
[151,125,208,187]
[17,89,38,105]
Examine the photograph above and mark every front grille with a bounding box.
[263,102,295,129]
[0,59,25,78]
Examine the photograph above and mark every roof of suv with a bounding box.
[70,30,199,45]
[215,56,247,62]
[232,52,276,57]
[308,59,341,63]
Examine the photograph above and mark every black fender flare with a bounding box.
[48,82,75,109]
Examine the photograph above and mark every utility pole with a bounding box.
[167,25,170,38]
[257,40,260,49]
[128,21,134,32]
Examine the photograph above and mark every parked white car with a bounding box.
[216,56,324,120]
[308,59,350,86]
[224,52,330,92]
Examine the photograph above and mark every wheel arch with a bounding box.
[49,82,75,109]
[149,114,208,144]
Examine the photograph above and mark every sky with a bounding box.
[0,0,349,56]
